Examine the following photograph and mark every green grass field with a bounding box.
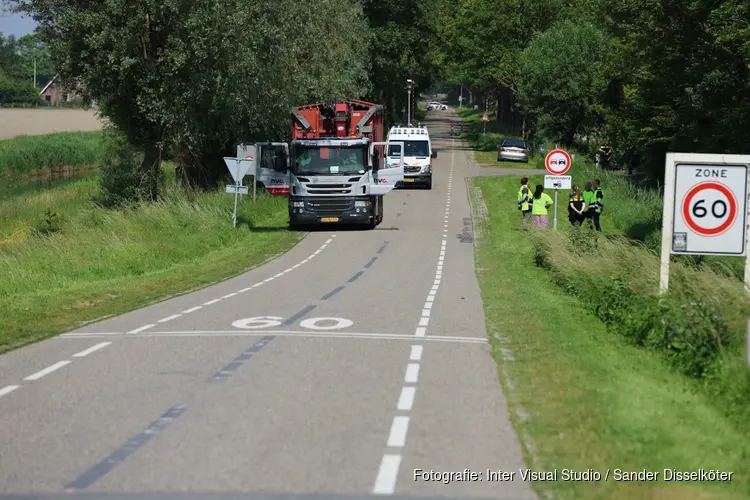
[472,174,750,500]
[0,131,105,190]
[0,132,301,353]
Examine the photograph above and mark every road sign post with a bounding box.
[223,156,255,228]
[659,153,750,294]
[544,149,572,230]
[481,112,489,137]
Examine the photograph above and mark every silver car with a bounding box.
[497,139,529,163]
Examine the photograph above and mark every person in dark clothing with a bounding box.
[590,179,604,232]
[598,141,612,170]
[568,184,587,226]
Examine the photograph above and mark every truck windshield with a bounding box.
[387,140,429,158]
[292,146,367,176]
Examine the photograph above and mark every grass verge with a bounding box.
[472,174,750,500]
[0,167,301,353]
[0,131,105,192]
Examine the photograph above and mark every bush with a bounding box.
[93,128,164,208]
[531,229,749,380]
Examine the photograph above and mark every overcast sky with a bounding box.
[0,12,37,38]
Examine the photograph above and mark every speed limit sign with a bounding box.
[670,161,748,255]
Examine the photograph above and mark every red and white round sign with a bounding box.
[545,149,572,175]
[680,181,738,237]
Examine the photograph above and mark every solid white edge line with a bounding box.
[397,386,416,411]
[425,295,435,302]
[222,292,238,299]
[183,306,203,313]
[24,360,71,381]
[404,363,420,383]
[410,345,423,361]
[158,314,181,323]
[424,302,433,309]
[387,416,410,447]
[128,324,155,334]
[203,299,221,305]
[72,342,111,358]
[0,385,20,398]
[421,309,431,317]
[373,454,402,495]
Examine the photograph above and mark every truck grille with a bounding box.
[305,197,354,215]
[405,166,421,173]
[306,183,353,195]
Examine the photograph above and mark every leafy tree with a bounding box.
[8,0,372,197]
[517,20,613,146]
[15,33,54,88]
[362,0,437,125]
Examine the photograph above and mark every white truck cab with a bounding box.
[385,124,436,190]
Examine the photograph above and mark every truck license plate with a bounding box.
[321,217,339,223]
[404,178,415,182]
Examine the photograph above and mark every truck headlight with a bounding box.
[355,200,370,208]
[422,165,431,172]
[293,201,304,208]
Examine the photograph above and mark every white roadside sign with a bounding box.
[544,175,572,190]
[223,157,255,183]
[671,163,747,255]
[226,185,249,195]
[660,152,750,293]
[223,156,255,227]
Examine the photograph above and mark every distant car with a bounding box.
[440,104,447,110]
[497,139,529,163]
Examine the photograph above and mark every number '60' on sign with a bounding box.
[681,181,738,236]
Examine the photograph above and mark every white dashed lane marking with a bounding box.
[72,342,111,358]
[24,360,71,381]
[0,385,20,399]
[372,139,455,495]
[128,324,155,334]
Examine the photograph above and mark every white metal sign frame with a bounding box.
[659,152,750,293]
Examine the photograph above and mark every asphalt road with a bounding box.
[0,110,536,500]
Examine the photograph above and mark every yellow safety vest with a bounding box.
[532,193,553,215]
[517,185,532,211]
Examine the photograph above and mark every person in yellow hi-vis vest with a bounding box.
[531,184,553,228]
[517,176,533,230]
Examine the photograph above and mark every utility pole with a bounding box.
[406,79,414,125]
[33,59,37,89]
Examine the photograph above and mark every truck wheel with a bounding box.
[426,178,432,190]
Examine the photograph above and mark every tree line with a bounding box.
[0,32,54,105]
[5,0,438,202]
[427,0,750,183]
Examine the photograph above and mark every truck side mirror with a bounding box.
[371,154,380,171]
[431,151,438,159]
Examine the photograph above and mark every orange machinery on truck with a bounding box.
[247,99,405,229]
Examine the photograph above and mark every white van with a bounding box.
[385,124,436,189]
